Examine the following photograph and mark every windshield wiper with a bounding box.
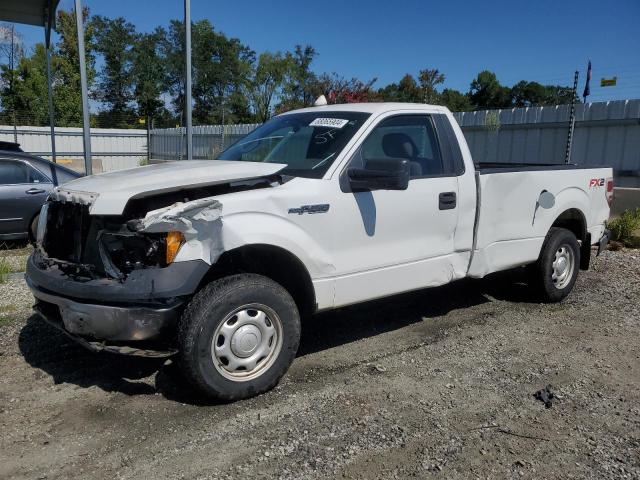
[311,152,336,170]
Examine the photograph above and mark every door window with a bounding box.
[0,160,29,185]
[28,166,50,183]
[360,115,444,178]
[0,160,50,185]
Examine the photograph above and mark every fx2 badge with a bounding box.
[288,204,330,215]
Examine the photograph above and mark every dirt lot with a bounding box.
[0,249,638,479]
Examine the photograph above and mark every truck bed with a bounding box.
[468,164,612,278]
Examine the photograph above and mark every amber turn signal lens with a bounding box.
[166,231,185,264]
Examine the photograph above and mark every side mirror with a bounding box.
[347,158,410,192]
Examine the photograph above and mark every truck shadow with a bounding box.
[18,267,535,404]
[298,267,534,356]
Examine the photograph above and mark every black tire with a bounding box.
[178,274,301,401]
[529,227,580,302]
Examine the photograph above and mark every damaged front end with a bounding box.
[27,197,225,354]
[37,199,221,281]
[26,171,281,356]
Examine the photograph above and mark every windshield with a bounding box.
[217,111,370,178]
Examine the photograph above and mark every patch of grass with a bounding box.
[12,255,28,273]
[0,257,11,283]
[0,305,18,327]
[607,208,640,247]
[0,316,16,328]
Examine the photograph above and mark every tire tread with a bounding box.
[178,273,300,401]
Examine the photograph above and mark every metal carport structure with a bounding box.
[0,0,100,174]
[0,0,195,173]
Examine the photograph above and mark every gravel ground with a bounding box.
[0,249,638,479]
[0,243,31,278]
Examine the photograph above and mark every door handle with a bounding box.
[439,191,457,210]
[25,188,46,195]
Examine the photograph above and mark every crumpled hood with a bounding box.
[50,160,286,215]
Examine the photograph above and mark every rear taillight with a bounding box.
[606,178,614,207]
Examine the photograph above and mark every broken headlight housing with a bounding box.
[98,229,185,279]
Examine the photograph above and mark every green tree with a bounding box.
[0,24,25,124]
[131,28,170,123]
[440,88,473,112]
[53,8,96,127]
[279,44,317,111]
[250,52,290,122]
[191,20,254,124]
[469,70,511,109]
[510,80,577,107]
[0,43,48,125]
[379,74,422,102]
[418,68,445,104]
[164,19,255,125]
[91,16,136,127]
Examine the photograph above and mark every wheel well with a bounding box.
[198,245,316,317]
[551,209,587,243]
[551,209,591,270]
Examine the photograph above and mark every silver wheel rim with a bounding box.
[551,244,575,289]
[211,304,283,382]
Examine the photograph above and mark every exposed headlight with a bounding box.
[165,231,185,264]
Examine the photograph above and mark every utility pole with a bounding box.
[564,70,579,165]
[74,0,92,175]
[184,0,193,160]
[10,24,17,144]
[220,99,225,151]
[146,115,151,164]
[45,37,56,163]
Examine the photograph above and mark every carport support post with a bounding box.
[74,0,92,175]
[184,0,193,160]
[45,41,56,163]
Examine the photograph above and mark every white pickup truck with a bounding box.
[26,103,613,400]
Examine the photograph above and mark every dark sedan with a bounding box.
[0,147,81,241]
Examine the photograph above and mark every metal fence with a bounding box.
[4,100,639,186]
[149,124,260,161]
[453,99,640,187]
[0,125,147,173]
[148,100,639,186]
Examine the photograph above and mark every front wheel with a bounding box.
[178,274,301,401]
[528,227,580,302]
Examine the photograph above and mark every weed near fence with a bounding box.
[608,208,640,247]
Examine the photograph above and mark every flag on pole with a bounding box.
[582,60,592,102]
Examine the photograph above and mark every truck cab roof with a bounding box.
[279,102,452,116]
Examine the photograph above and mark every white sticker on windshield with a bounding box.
[309,118,349,129]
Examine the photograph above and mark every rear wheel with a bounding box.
[529,227,580,302]
[178,274,301,401]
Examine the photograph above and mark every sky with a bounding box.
[9,0,640,103]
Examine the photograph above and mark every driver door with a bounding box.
[327,114,463,306]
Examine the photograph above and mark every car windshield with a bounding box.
[217,111,370,178]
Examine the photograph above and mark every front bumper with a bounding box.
[27,276,182,342]
[32,301,178,358]
[26,254,209,343]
